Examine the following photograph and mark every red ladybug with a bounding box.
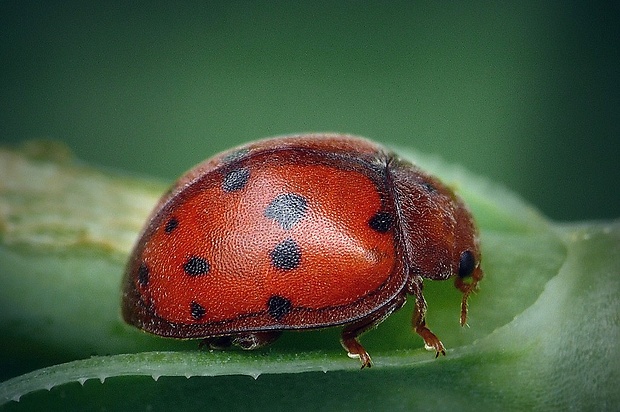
[122,134,483,368]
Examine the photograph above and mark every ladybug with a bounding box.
[122,134,483,368]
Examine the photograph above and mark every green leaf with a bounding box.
[0,141,618,411]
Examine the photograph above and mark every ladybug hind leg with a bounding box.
[200,331,282,351]
[199,336,234,350]
[340,294,406,369]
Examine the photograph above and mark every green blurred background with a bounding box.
[1,1,618,221]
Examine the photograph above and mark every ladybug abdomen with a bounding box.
[129,153,400,333]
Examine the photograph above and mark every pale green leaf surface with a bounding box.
[0,142,618,411]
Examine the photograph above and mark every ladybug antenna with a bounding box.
[455,265,483,326]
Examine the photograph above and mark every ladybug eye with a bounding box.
[458,250,476,278]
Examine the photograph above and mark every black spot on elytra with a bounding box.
[222,148,250,163]
[137,262,149,286]
[267,295,292,320]
[264,193,308,230]
[368,211,394,233]
[184,256,210,276]
[190,301,206,320]
[164,217,178,234]
[458,250,476,278]
[222,167,250,192]
[269,239,301,270]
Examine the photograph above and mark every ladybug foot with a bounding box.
[341,333,373,368]
[415,325,446,357]
[347,351,372,368]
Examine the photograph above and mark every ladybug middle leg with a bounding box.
[340,293,406,369]
[408,275,446,357]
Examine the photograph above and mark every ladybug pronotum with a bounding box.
[122,134,483,368]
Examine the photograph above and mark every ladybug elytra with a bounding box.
[121,134,483,368]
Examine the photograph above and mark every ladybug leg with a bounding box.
[232,331,282,350]
[199,336,233,350]
[200,331,282,351]
[408,276,446,357]
[341,294,406,369]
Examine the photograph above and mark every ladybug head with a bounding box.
[390,160,483,326]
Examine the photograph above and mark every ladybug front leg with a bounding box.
[408,275,446,357]
[340,294,406,369]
